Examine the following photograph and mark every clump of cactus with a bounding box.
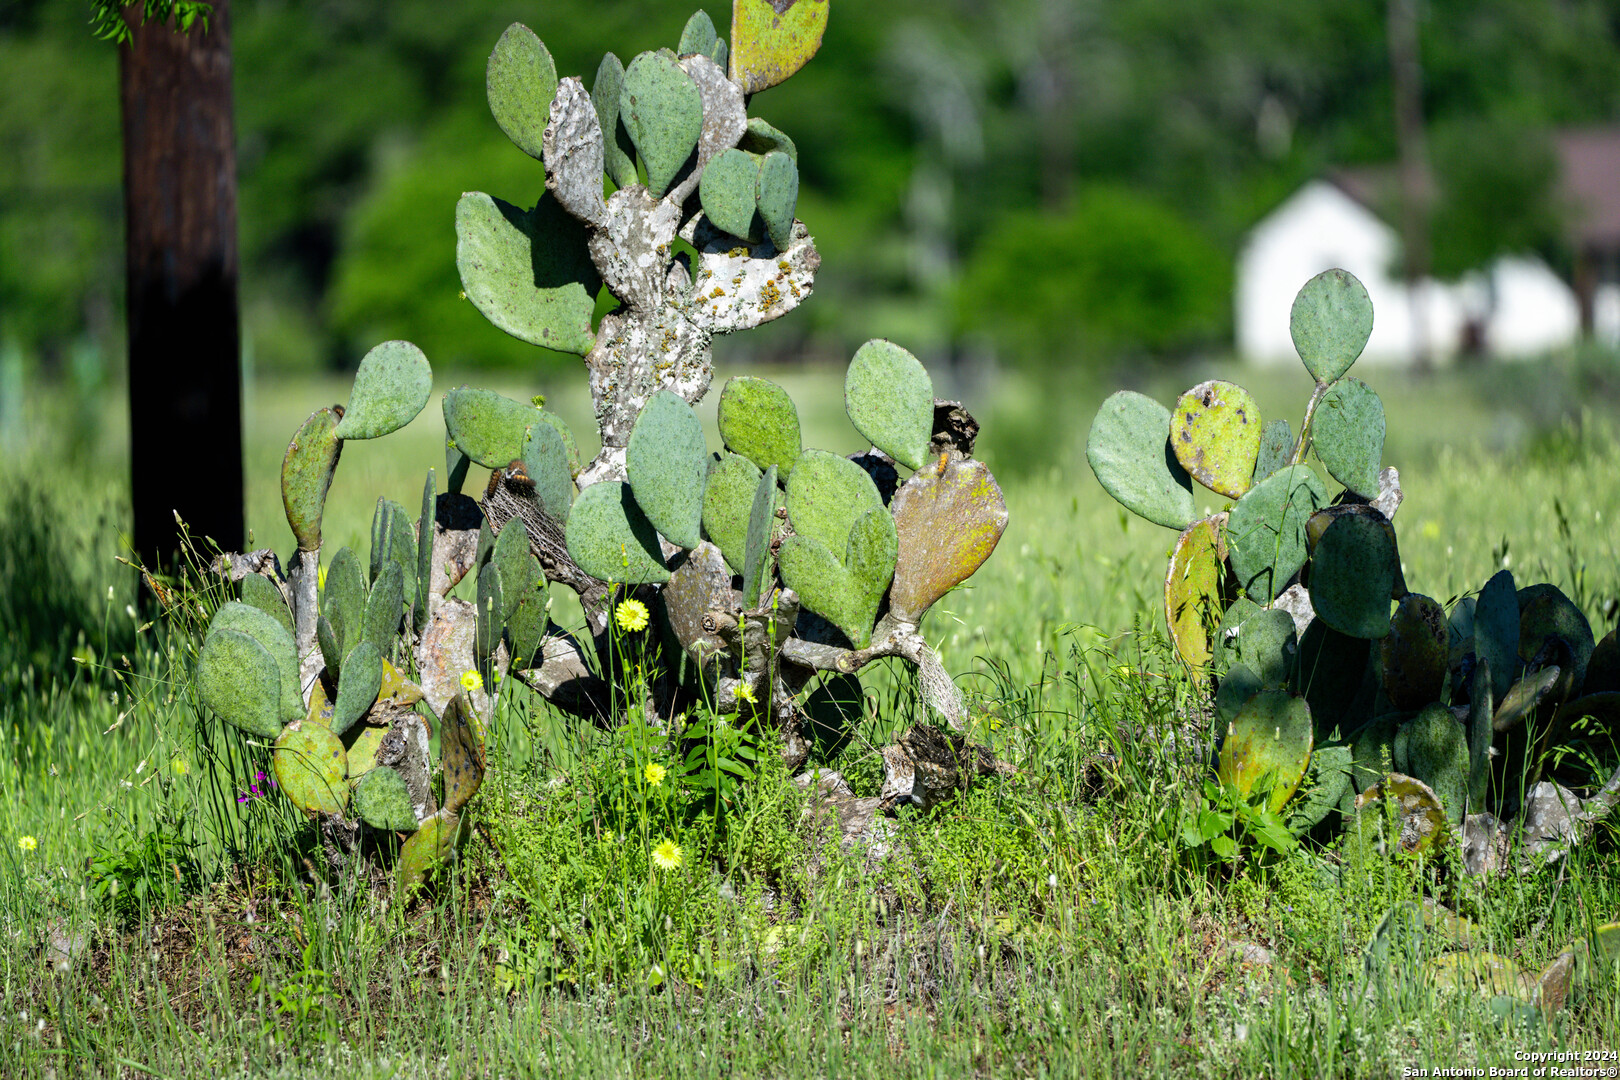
[195,0,1012,893]
[1088,268,1620,864]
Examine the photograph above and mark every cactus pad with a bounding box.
[1311,377,1385,499]
[1381,593,1448,710]
[626,390,709,550]
[621,51,703,199]
[492,518,537,624]
[362,561,405,660]
[345,722,387,779]
[282,406,343,552]
[1353,773,1448,853]
[442,387,541,469]
[1291,742,1354,832]
[1215,603,1297,688]
[475,557,505,667]
[1086,391,1195,530]
[1349,714,1399,792]
[1309,512,1397,638]
[1475,569,1521,706]
[323,546,366,658]
[699,147,761,240]
[741,116,797,161]
[756,150,799,251]
[1586,629,1619,694]
[1466,660,1493,807]
[416,471,436,631]
[1518,583,1594,688]
[1254,419,1294,484]
[505,558,549,668]
[1426,953,1532,998]
[239,573,294,641]
[729,0,828,94]
[1216,689,1313,813]
[331,640,382,738]
[273,723,349,817]
[1224,464,1327,604]
[784,449,884,555]
[565,482,670,585]
[209,602,302,724]
[591,52,638,191]
[742,464,779,609]
[1164,517,1225,669]
[486,23,558,161]
[1290,269,1374,384]
[397,809,459,899]
[195,628,287,738]
[370,497,414,588]
[441,693,487,815]
[777,508,897,649]
[717,376,802,478]
[1170,380,1262,499]
[1298,620,1372,739]
[680,10,719,57]
[844,340,934,471]
[702,452,763,573]
[353,767,419,832]
[1215,663,1264,727]
[333,340,433,441]
[1395,703,1469,822]
[887,457,1008,625]
[455,191,599,356]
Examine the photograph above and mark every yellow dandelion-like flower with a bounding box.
[732,683,757,705]
[644,762,667,787]
[460,669,483,693]
[616,598,650,633]
[18,836,38,853]
[651,839,683,870]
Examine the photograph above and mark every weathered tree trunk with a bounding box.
[121,1,243,567]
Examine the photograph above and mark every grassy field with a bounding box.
[3,358,1620,1078]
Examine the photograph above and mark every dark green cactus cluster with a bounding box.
[1088,269,1620,850]
[198,344,484,898]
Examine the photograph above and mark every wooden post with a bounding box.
[120,0,243,567]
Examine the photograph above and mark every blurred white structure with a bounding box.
[1237,178,1580,365]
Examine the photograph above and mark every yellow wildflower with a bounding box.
[644,762,667,787]
[651,839,683,870]
[460,669,483,693]
[616,598,650,633]
[18,836,37,853]
[732,683,757,705]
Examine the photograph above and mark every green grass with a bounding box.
[4,363,1620,1078]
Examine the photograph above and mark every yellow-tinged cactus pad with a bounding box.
[441,693,487,815]
[1164,516,1225,670]
[397,809,459,899]
[273,723,349,817]
[1216,689,1313,813]
[1170,380,1262,499]
[729,0,827,95]
[282,406,343,552]
[888,456,1008,625]
[1353,773,1448,853]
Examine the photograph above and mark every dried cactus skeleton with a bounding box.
[191,1,1013,891]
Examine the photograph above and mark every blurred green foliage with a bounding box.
[1,0,1618,381]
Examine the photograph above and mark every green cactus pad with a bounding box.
[209,602,302,724]
[397,809,459,899]
[626,390,708,550]
[379,657,423,706]
[1254,419,1294,484]
[317,614,342,681]
[1290,742,1354,833]
[456,191,599,356]
[488,520,532,623]
[756,150,799,251]
[1215,664,1264,728]
[1426,953,1532,998]
[1298,621,1372,739]
[195,629,286,738]
[591,53,638,192]
[505,559,549,668]
[1587,630,1620,694]
[1170,380,1262,499]
[717,376,802,478]
[1475,569,1521,706]
[1394,703,1469,823]
[273,723,349,817]
[1086,391,1196,531]
[742,464,779,609]
[729,0,827,94]
[785,449,884,555]
[475,558,505,667]
[699,148,761,240]
[1465,660,1493,808]
[1217,689,1313,813]
[887,457,1008,625]
[486,23,558,161]
[565,482,670,585]
[1312,377,1385,499]
[239,573,294,641]
[304,678,335,730]
[777,509,897,649]
[1381,593,1448,711]
[1353,773,1448,854]
[345,723,387,779]
[331,639,382,738]
[1164,517,1224,670]
[446,442,472,495]
[352,767,418,832]
[1309,512,1398,638]
[679,9,719,56]
[441,694,487,814]
[844,340,934,471]
[1492,665,1563,733]
[442,387,540,469]
[282,406,343,552]
[370,497,415,588]
[621,51,703,199]
[416,471,436,631]
[1224,464,1327,604]
[1215,603,1297,688]
[1349,714,1399,792]
[702,452,763,573]
[362,561,405,660]
[323,546,366,658]
[741,117,798,161]
[1290,269,1374,384]
[1518,583,1594,688]
[334,340,433,441]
